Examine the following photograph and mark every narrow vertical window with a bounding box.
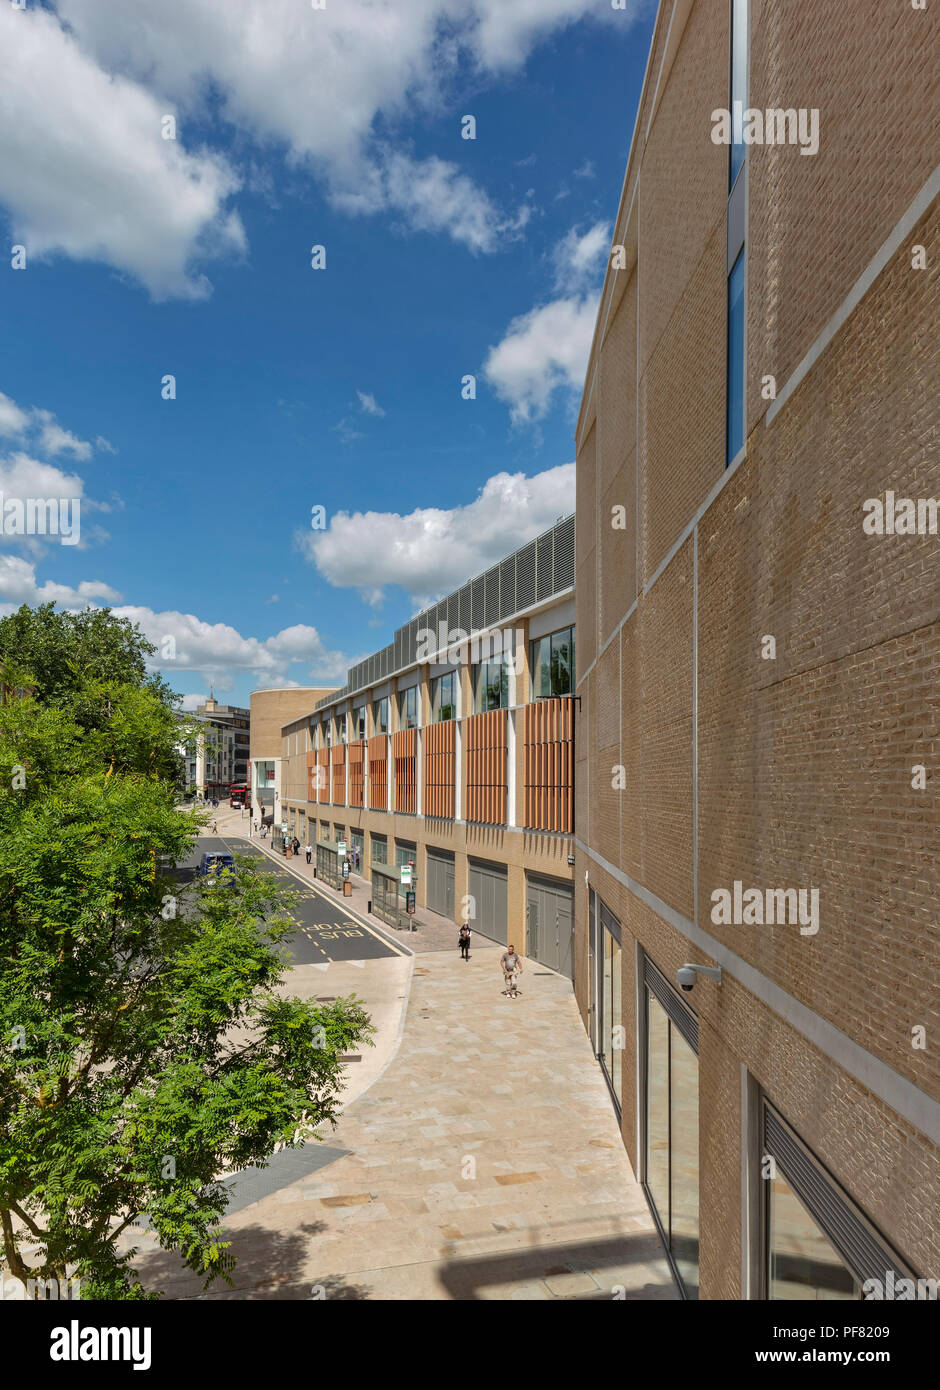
[729,0,748,189]
[726,249,745,464]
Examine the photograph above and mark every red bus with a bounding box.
[229,785,249,809]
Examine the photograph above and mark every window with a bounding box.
[768,1173,859,1300]
[531,625,576,698]
[761,1104,909,1301]
[432,672,456,722]
[398,685,418,729]
[598,907,622,1111]
[371,833,387,865]
[727,249,745,464]
[353,705,365,740]
[474,658,509,712]
[644,967,700,1300]
[729,0,748,188]
[373,697,388,735]
[339,713,348,744]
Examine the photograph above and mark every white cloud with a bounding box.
[0,393,103,461]
[479,220,609,424]
[0,4,244,300]
[32,410,93,461]
[112,606,352,687]
[0,393,30,438]
[356,390,386,418]
[331,149,531,253]
[552,220,610,293]
[40,0,637,280]
[483,296,598,425]
[299,464,574,605]
[0,554,120,609]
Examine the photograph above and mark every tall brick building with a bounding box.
[573,0,939,1298]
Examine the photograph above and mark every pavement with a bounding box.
[125,827,676,1299]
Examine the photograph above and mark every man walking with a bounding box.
[500,944,523,997]
[305,841,312,865]
[458,923,471,961]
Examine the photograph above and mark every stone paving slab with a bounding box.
[129,942,676,1301]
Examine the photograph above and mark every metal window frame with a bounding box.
[760,1100,917,1301]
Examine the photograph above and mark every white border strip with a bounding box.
[575,836,940,1146]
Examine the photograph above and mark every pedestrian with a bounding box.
[500,943,523,998]
[305,842,312,864]
[212,819,218,834]
[458,923,471,961]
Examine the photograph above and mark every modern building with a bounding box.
[248,686,336,824]
[573,0,938,1300]
[183,696,251,799]
[279,516,578,972]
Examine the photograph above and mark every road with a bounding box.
[178,834,406,966]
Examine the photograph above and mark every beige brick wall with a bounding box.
[249,687,334,762]
[573,0,939,1298]
[746,0,940,433]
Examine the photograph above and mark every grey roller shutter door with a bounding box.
[426,848,455,920]
[526,875,574,978]
[468,859,508,945]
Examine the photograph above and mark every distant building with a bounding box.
[183,696,251,800]
[248,687,337,824]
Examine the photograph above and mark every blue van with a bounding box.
[199,852,235,887]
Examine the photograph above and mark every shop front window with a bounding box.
[645,974,700,1299]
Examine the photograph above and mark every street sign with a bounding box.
[400,865,412,885]
[338,840,347,857]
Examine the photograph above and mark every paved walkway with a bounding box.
[129,936,676,1301]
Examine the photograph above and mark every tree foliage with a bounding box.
[0,608,372,1298]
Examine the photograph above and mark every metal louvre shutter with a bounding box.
[458,583,471,634]
[644,957,698,1054]
[484,566,500,627]
[447,592,458,637]
[499,556,515,621]
[554,514,575,590]
[471,576,485,631]
[536,531,554,601]
[516,541,536,609]
[763,1106,914,1286]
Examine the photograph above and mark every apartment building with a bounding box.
[573,0,938,1300]
[184,696,251,799]
[279,516,578,974]
[248,686,336,823]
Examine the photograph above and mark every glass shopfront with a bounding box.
[644,963,700,1299]
[595,898,622,1113]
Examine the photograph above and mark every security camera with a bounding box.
[677,963,722,992]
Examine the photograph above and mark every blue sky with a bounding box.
[0,0,654,708]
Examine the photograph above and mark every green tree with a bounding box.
[0,661,372,1298]
[0,604,176,711]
